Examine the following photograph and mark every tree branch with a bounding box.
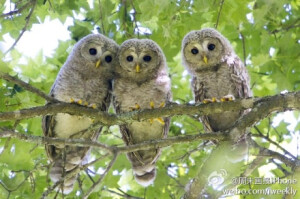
[252,141,298,168]
[0,72,57,102]
[229,91,300,141]
[1,92,299,131]
[214,0,225,29]
[0,129,115,154]
[0,0,35,18]
[0,128,226,154]
[0,97,254,123]
[4,0,37,54]
[83,153,118,199]
[252,126,297,159]
[183,91,300,198]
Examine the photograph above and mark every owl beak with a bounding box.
[135,64,140,73]
[95,60,101,68]
[203,55,208,64]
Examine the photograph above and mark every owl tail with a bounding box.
[49,158,80,194]
[133,164,156,187]
[128,149,161,187]
[49,148,88,194]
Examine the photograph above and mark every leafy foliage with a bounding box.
[0,0,299,198]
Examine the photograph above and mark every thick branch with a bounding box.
[1,92,300,130]
[0,98,254,123]
[229,91,300,141]
[183,91,300,198]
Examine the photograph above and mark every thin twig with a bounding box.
[214,0,225,29]
[98,0,106,35]
[0,128,114,153]
[252,126,297,160]
[252,140,297,168]
[216,155,265,198]
[0,72,57,102]
[40,167,81,199]
[83,154,118,199]
[130,0,139,37]
[270,20,300,34]
[4,0,37,54]
[270,159,292,177]
[104,188,144,199]
[0,0,35,18]
[240,32,246,66]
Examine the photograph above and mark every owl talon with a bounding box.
[70,98,83,105]
[155,118,165,125]
[88,104,97,109]
[70,98,97,109]
[159,102,165,108]
[202,97,218,104]
[130,103,141,111]
[220,95,235,102]
[150,101,155,109]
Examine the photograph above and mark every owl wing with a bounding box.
[42,81,111,194]
[42,83,58,160]
[191,77,214,132]
[42,114,57,160]
[230,56,252,99]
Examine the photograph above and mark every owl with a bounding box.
[181,28,252,160]
[42,34,119,194]
[113,39,172,186]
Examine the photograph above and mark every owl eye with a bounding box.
[207,44,216,51]
[191,48,199,55]
[126,55,134,62]
[105,55,112,63]
[89,48,97,55]
[143,55,151,62]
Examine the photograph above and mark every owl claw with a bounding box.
[70,98,83,105]
[70,98,97,109]
[130,103,141,111]
[88,104,97,109]
[202,97,218,104]
[220,95,235,102]
[148,101,165,125]
[150,101,155,109]
[159,102,165,108]
[155,118,165,125]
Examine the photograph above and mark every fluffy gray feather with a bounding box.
[182,28,252,161]
[42,34,119,194]
[113,39,172,186]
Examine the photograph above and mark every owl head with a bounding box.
[182,28,234,74]
[66,34,119,78]
[117,39,166,83]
